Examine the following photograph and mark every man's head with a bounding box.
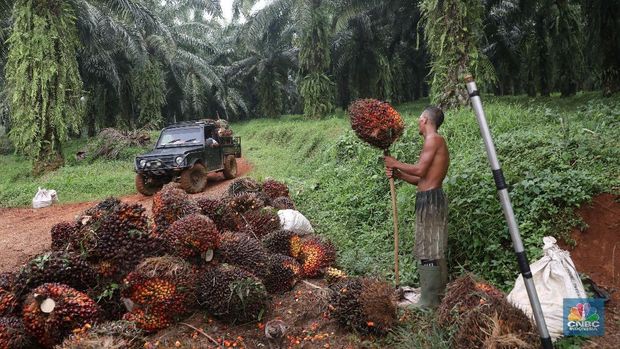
[418,106,444,135]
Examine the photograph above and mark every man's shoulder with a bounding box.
[425,133,446,146]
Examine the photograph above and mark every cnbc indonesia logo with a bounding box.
[564,299,604,336]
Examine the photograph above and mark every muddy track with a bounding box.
[0,158,252,273]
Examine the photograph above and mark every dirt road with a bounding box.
[0,158,252,273]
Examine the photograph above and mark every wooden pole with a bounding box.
[384,149,400,286]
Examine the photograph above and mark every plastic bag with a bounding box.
[507,236,586,340]
[277,209,314,234]
[32,187,58,209]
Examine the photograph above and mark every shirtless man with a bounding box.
[384,106,450,308]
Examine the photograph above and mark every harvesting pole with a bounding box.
[464,75,553,349]
[384,148,400,287]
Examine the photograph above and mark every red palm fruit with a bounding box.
[289,234,303,259]
[22,283,100,348]
[152,183,200,236]
[0,290,18,317]
[50,221,79,250]
[262,254,301,294]
[0,317,33,349]
[298,236,337,278]
[348,99,404,149]
[240,208,281,238]
[261,179,290,200]
[122,256,196,319]
[164,214,220,261]
[122,308,170,333]
[226,192,265,214]
[261,230,298,256]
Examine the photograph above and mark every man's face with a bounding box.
[418,112,427,135]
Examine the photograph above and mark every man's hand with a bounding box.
[385,166,395,179]
[384,155,399,168]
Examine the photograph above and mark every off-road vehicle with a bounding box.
[134,120,241,195]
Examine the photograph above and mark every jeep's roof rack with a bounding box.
[167,119,218,128]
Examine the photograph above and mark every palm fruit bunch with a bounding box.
[0,317,33,349]
[261,179,290,201]
[196,198,243,232]
[217,232,269,278]
[453,297,537,349]
[58,320,145,349]
[261,230,302,257]
[436,274,506,327]
[240,208,281,238]
[227,177,261,196]
[226,192,265,214]
[329,277,397,335]
[122,256,197,330]
[262,254,301,294]
[164,214,220,262]
[198,264,268,324]
[271,196,295,210]
[122,308,170,333]
[14,251,97,298]
[50,221,79,250]
[348,98,404,150]
[81,197,121,221]
[297,236,337,278]
[89,283,125,321]
[152,183,200,236]
[0,273,18,316]
[325,267,347,284]
[22,283,100,348]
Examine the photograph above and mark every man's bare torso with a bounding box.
[417,134,449,192]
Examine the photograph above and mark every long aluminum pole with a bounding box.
[464,75,553,349]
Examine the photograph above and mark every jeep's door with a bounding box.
[204,127,223,171]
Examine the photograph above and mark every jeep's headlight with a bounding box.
[139,159,146,168]
[175,156,184,165]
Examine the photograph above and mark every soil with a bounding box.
[0,158,252,273]
[562,193,620,348]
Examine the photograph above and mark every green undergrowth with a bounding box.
[235,92,620,290]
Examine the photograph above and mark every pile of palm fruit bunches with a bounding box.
[0,178,351,348]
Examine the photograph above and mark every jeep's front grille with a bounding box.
[144,156,175,169]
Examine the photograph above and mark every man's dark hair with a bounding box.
[424,106,444,130]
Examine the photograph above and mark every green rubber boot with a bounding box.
[414,265,444,309]
[438,259,448,295]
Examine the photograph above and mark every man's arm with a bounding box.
[385,136,440,177]
[385,167,420,185]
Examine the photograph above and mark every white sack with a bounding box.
[507,236,586,340]
[32,187,58,209]
[278,209,314,234]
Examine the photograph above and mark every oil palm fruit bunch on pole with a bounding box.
[22,283,101,348]
[122,256,197,331]
[329,277,397,336]
[0,316,32,349]
[152,183,200,236]
[164,214,220,263]
[197,264,267,324]
[347,98,404,285]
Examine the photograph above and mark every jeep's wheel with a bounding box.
[223,155,237,179]
[180,163,208,193]
[135,174,162,196]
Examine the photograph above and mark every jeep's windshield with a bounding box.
[157,127,203,147]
